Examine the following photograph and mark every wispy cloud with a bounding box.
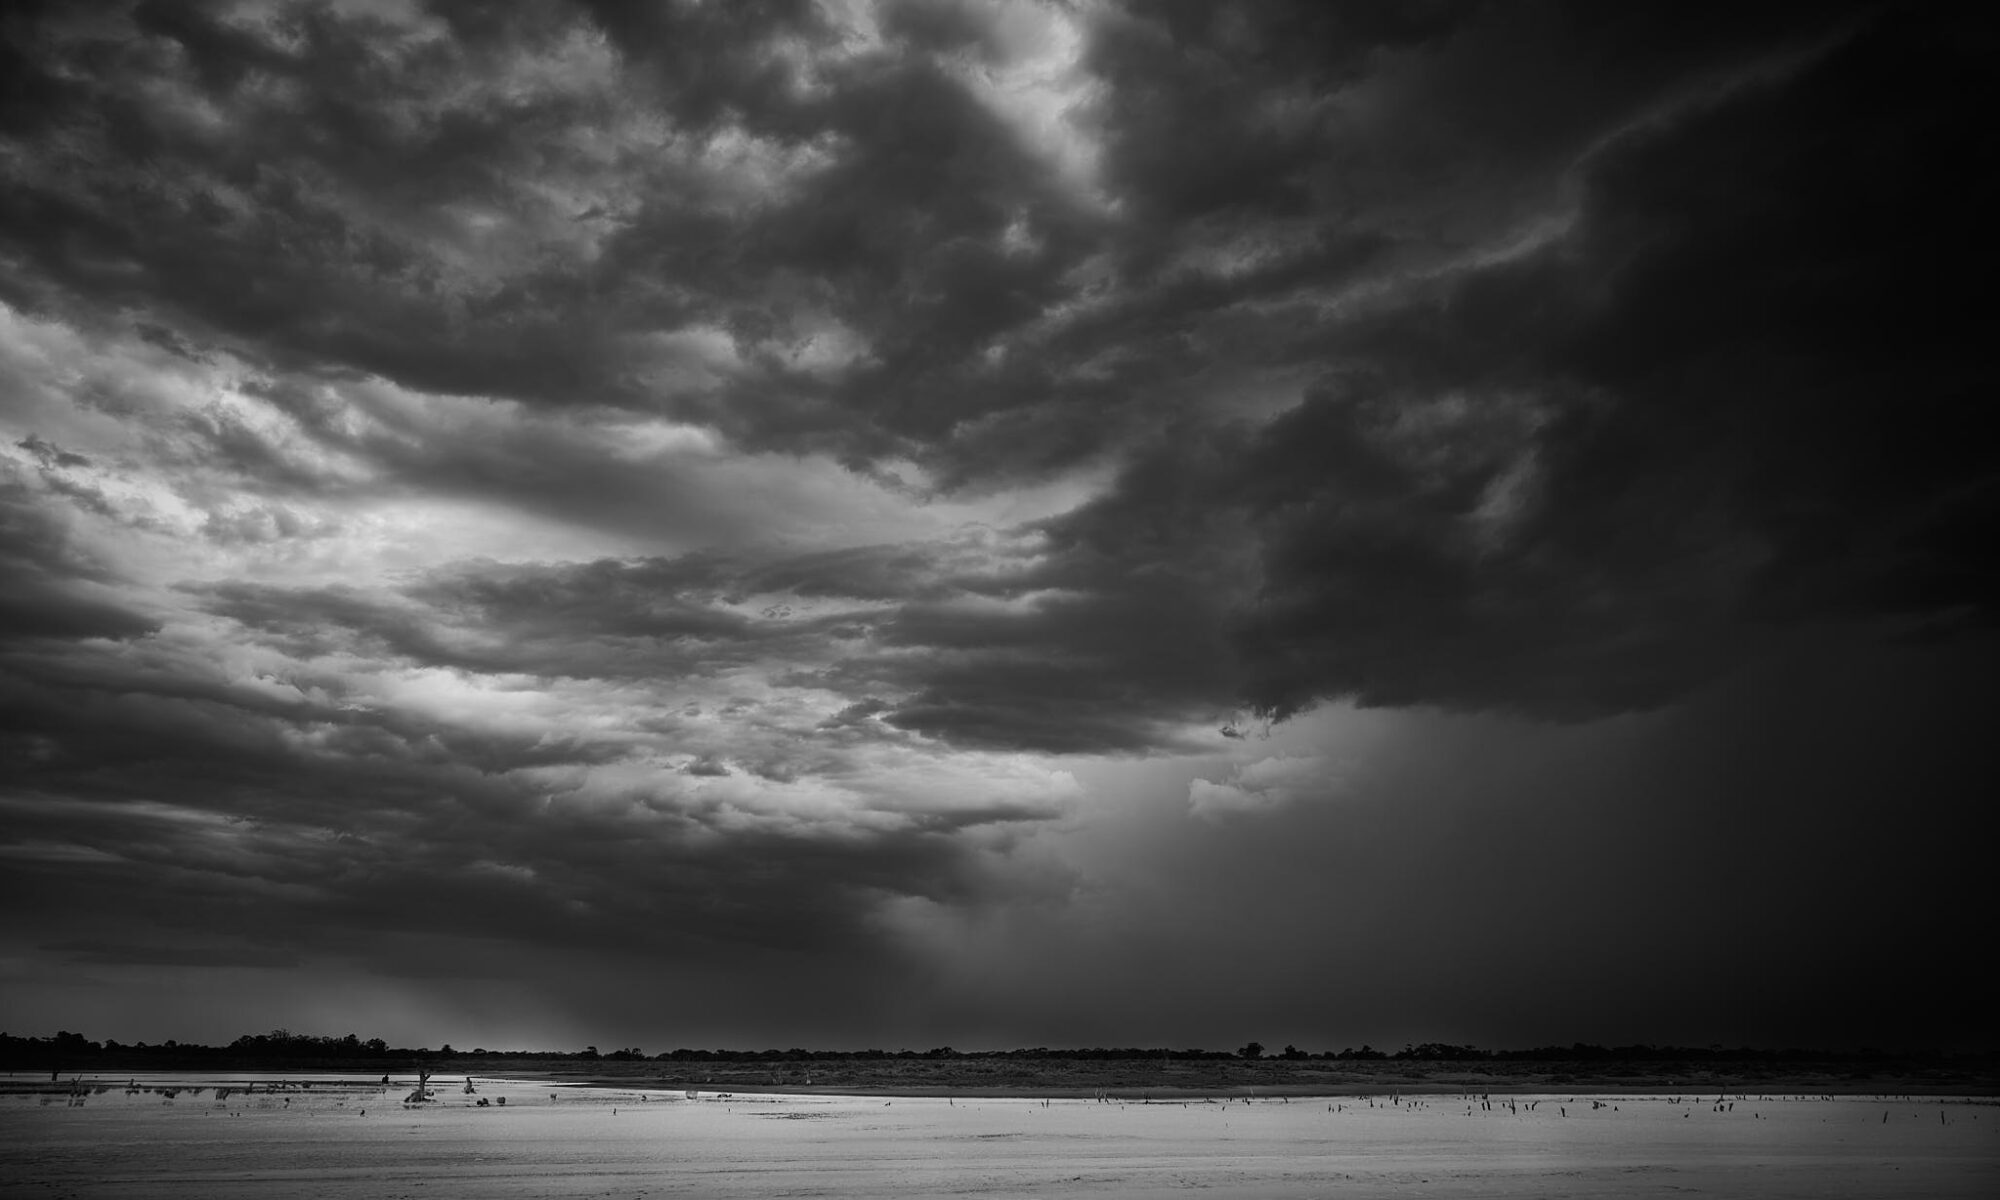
[1188,754,1341,821]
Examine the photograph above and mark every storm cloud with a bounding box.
[1,1,1992,1052]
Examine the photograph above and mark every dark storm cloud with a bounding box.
[993,5,1998,726]
[0,624,1069,982]
[42,939,304,969]
[194,570,759,681]
[0,460,159,643]
[2,0,1994,1053]
[9,1,1986,743]
[0,785,1045,970]
[0,0,1095,470]
[861,545,1248,751]
[188,552,894,690]
[2,2,632,399]
[712,1,1995,742]
[0,0,1742,483]
[218,534,1240,752]
[5,514,1075,975]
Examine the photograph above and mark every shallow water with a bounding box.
[3,1074,1994,1197]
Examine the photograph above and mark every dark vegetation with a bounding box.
[6,1030,1996,1095]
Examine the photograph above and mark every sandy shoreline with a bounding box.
[12,1068,1997,1101]
[4,1072,1996,1198]
[553,1077,2000,1100]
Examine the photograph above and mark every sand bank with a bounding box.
[3,1073,1994,1197]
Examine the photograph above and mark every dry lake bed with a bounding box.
[3,1073,1995,1198]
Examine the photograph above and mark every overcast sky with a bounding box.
[1,1,1992,1055]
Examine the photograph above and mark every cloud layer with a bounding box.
[1,1,1992,1050]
